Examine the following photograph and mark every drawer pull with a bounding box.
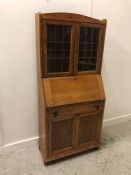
[53,111,58,117]
[96,105,100,110]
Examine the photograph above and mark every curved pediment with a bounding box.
[39,12,106,25]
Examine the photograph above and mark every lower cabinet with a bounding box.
[48,116,76,154]
[48,107,103,156]
[76,111,101,147]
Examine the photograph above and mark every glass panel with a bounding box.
[47,24,71,73]
[78,27,100,72]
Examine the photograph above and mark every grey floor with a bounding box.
[0,120,131,175]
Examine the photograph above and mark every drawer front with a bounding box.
[48,102,104,120]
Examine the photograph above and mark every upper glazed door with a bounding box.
[41,20,75,77]
[74,23,105,74]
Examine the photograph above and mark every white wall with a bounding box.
[0,131,2,146]
[92,0,131,118]
[0,0,131,145]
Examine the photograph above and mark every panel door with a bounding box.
[74,23,105,74]
[76,111,102,147]
[48,114,76,155]
[41,20,75,77]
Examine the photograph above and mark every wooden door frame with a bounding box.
[74,22,106,75]
[75,111,101,147]
[41,19,75,77]
[48,115,76,155]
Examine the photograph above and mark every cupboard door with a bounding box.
[74,23,105,74]
[76,112,102,147]
[48,116,76,155]
[41,20,75,77]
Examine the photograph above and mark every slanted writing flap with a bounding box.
[43,74,105,108]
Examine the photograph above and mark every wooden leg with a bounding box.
[44,161,50,166]
[94,145,100,150]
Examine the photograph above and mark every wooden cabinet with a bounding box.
[74,23,104,74]
[48,112,76,154]
[48,108,103,156]
[76,111,102,146]
[36,12,107,164]
[41,20,75,77]
[39,13,106,77]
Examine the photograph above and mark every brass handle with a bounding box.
[96,105,100,110]
[53,111,58,117]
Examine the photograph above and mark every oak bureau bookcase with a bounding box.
[35,12,107,164]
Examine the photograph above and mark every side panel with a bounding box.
[35,13,48,160]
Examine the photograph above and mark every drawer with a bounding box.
[47,102,104,120]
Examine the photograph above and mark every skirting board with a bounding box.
[0,133,2,147]
[103,113,131,127]
[0,114,131,153]
[0,137,39,155]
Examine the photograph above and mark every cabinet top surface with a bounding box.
[37,12,107,24]
[43,74,105,108]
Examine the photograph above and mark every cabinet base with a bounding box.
[40,142,100,165]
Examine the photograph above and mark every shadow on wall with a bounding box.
[0,109,3,146]
[102,34,131,119]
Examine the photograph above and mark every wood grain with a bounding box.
[96,75,106,100]
[40,12,106,24]
[36,12,106,164]
[39,12,107,77]
[41,19,75,77]
[43,79,54,107]
[35,13,48,160]
[43,74,105,108]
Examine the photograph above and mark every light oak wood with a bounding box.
[38,12,107,77]
[41,20,75,77]
[47,102,104,120]
[76,111,102,147]
[40,12,106,24]
[74,22,106,75]
[48,116,76,154]
[43,74,105,108]
[35,13,48,160]
[36,12,106,164]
